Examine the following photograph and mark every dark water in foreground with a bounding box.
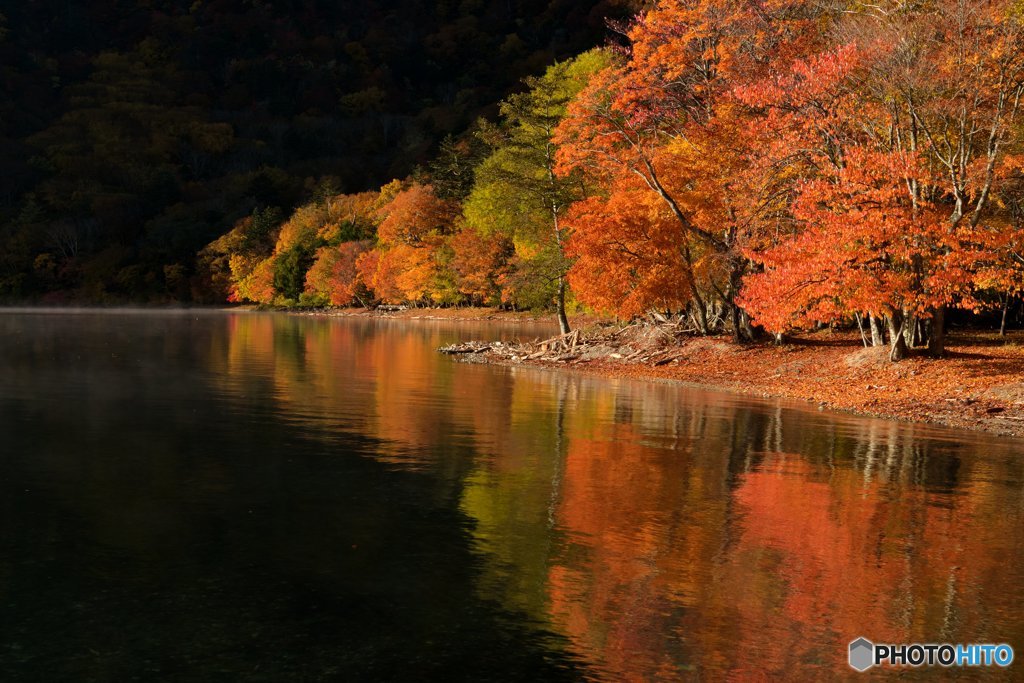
[1,310,1022,681]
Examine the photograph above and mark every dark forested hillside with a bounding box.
[0,0,635,302]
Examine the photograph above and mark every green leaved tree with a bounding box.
[464,49,610,334]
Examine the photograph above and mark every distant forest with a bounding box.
[0,0,636,302]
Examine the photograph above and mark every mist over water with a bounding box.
[1,311,1022,680]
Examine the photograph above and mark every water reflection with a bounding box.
[211,314,1024,679]
[1,311,1022,680]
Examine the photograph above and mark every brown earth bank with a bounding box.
[437,317,1024,439]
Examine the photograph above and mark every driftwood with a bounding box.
[438,321,691,367]
[438,341,491,354]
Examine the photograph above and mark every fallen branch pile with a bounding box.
[438,320,692,366]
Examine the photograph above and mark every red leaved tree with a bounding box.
[738,0,1024,358]
[304,240,371,306]
[554,0,823,339]
[358,183,459,304]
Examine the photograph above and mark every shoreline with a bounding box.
[439,319,1024,440]
[4,304,1019,438]
[503,354,1024,439]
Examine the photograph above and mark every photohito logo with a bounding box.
[848,638,1014,671]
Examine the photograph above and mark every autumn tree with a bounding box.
[304,240,372,306]
[204,188,386,306]
[733,43,935,361]
[448,225,514,306]
[198,206,282,303]
[565,181,721,330]
[739,145,968,361]
[376,182,457,247]
[357,182,459,305]
[737,0,1024,359]
[553,0,817,339]
[872,0,1024,355]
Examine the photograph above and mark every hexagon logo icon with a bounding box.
[849,637,875,672]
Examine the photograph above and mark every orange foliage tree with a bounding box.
[736,0,1024,358]
[203,189,384,306]
[554,0,815,339]
[565,181,720,326]
[303,240,372,306]
[448,226,514,306]
[739,146,971,360]
[356,183,459,304]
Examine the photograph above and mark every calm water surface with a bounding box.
[1,310,1022,680]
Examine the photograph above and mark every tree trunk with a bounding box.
[548,194,571,336]
[726,260,755,343]
[855,313,869,348]
[927,305,945,358]
[730,304,743,343]
[690,299,708,335]
[556,276,570,335]
[887,310,909,362]
[1000,294,1010,336]
[739,310,758,341]
[904,314,917,348]
[869,314,884,347]
[681,244,708,335]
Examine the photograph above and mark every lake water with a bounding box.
[1,310,1022,680]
